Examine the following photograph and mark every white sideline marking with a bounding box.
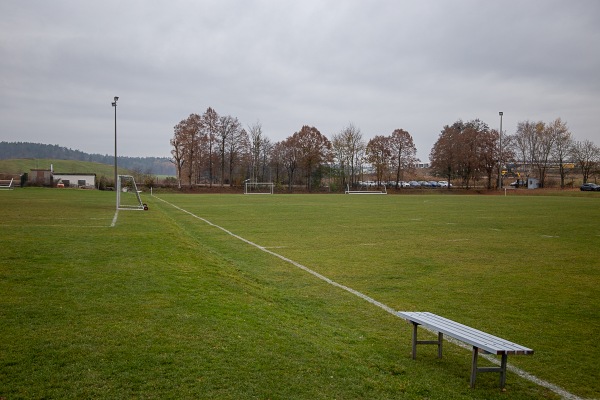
[154,195,586,400]
[111,210,119,227]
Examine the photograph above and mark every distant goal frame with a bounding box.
[244,181,274,195]
[345,184,387,195]
[117,175,148,210]
[0,178,14,190]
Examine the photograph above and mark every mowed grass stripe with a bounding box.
[0,188,596,399]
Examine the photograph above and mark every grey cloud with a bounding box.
[1,0,598,159]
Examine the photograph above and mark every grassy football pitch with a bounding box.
[1,188,598,399]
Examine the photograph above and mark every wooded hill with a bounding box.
[0,142,175,176]
[0,158,126,178]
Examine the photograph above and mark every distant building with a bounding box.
[527,177,539,189]
[28,169,96,188]
[53,173,96,188]
[29,169,52,186]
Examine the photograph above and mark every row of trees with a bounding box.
[169,108,419,190]
[170,109,598,191]
[429,117,599,188]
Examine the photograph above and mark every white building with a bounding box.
[53,173,96,188]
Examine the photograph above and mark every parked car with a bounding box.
[428,181,440,187]
[438,181,452,188]
[510,180,527,187]
[409,181,420,187]
[580,183,600,191]
[418,181,430,187]
[399,181,410,188]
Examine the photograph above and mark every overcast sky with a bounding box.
[1,0,599,161]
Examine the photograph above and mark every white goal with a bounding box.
[117,175,148,210]
[244,181,274,195]
[345,183,387,195]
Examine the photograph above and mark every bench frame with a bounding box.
[397,311,533,389]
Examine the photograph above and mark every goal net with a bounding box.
[244,181,274,195]
[117,175,147,210]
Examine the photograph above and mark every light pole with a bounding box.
[112,96,119,208]
[498,111,503,189]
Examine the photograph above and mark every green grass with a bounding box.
[1,189,598,399]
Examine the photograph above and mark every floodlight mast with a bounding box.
[112,96,118,209]
[498,111,503,189]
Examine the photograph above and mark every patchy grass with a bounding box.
[1,188,598,399]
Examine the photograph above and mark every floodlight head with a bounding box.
[114,96,119,102]
[499,111,503,116]
[112,102,116,107]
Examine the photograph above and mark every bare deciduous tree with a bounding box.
[217,115,241,187]
[170,113,202,187]
[430,120,491,189]
[226,127,250,186]
[548,118,573,188]
[278,136,299,191]
[572,139,599,183]
[201,107,219,187]
[169,131,185,189]
[388,128,418,188]
[366,135,391,187]
[331,123,365,189]
[294,126,332,191]
[248,121,272,182]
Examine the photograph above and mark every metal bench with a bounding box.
[397,311,533,389]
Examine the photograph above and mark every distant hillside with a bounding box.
[0,142,175,175]
[0,158,129,178]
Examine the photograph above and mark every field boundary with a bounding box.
[153,194,585,400]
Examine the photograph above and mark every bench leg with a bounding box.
[471,348,509,390]
[410,323,443,360]
[499,353,507,390]
[470,346,479,388]
[411,322,418,359]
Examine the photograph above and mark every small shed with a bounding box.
[29,169,52,186]
[527,177,539,189]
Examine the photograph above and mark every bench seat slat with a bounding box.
[398,311,533,355]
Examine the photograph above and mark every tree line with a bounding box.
[170,108,419,191]
[429,118,600,188]
[170,109,599,191]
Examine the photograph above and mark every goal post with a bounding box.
[117,175,147,210]
[244,181,274,195]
